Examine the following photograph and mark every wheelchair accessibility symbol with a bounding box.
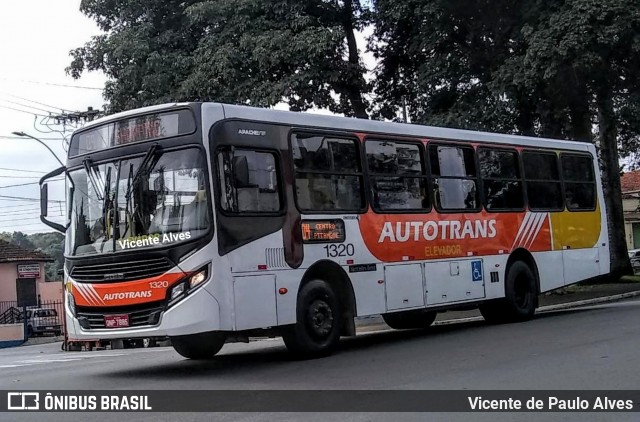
[471,260,483,282]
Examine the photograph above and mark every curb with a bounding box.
[357,290,640,333]
[537,290,640,312]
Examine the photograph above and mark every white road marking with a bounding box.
[0,351,129,369]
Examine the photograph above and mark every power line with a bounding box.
[0,78,104,91]
[0,179,64,189]
[0,194,64,203]
[0,203,61,210]
[0,203,46,210]
[0,214,64,224]
[0,99,56,115]
[0,93,67,112]
[0,222,64,228]
[0,175,55,180]
[0,136,64,141]
[0,105,47,117]
[0,207,62,215]
[0,167,48,174]
[0,174,64,180]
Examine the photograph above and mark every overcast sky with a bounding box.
[0,0,106,233]
[0,2,377,235]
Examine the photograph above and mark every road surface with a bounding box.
[1,299,639,422]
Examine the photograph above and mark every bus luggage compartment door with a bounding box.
[424,259,486,305]
[384,263,425,311]
[233,275,278,330]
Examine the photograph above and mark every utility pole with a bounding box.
[49,107,102,125]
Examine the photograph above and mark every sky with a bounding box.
[0,0,106,234]
[0,1,377,235]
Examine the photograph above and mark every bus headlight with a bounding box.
[189,268,207,288]
[168,265,210,306]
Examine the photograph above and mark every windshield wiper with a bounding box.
[83,158,104,200]
[125,144,162,201]
[103,166,112,241]
[120,144,163,238]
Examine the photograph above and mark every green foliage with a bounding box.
[69,0,640,271]
[373,0,640,153]
[0,232,64,282]
[68,0,372,117]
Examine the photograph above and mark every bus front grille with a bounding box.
[76,302,165,329]
[70,258,173,283]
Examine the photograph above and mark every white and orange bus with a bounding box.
[39,102,608,358]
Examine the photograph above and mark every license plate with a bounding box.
[104,314,129,328]
[45,327,54,330]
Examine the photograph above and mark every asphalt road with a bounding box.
[1,299,639,422]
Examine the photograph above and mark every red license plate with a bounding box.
[104,314,129,328]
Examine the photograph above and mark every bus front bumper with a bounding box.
[65,286,221,341]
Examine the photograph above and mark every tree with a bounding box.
[373,0,639,275]
[71,0,639,274]
[68,0,372,117]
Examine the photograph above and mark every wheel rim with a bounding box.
[514,273,531,309]
[306,299,334,339]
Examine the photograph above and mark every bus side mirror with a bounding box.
[40,165,68,234]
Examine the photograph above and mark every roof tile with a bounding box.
[0,239,53,263]
[621,170,640,193]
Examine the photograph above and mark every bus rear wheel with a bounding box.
[170,332,225,360]
[282,279,341,358]
[480,260,538,324]
[382,310,437,330]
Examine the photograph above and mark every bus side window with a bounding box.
[217,149,281,213]
[365,140,430,212]
[429,144,479,212]
[291,134,365,212]
[561,154,596,211]
[478,148,524,212]
[522,151,563,211]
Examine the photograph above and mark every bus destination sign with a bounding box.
[115,118,162,145]
[301,220,345,243]
[69,109,196,157]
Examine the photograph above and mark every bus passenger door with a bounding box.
[558,213,601,285]
[384,264,425,311]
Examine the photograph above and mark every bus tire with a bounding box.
[282,279,341,358]
[382,310,437,330]
[480,260,537,323]
[170,332,225,360]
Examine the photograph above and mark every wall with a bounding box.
[0,323,25,348]
[0,262,47,303]
[38,281,64,303]
[623,195,640,250]
[625,222,634,250]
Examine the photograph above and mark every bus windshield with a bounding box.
[67,147,210,256]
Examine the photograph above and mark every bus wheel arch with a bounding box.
[480,248,539,323]
[299,260,357,337]
[282,260,357,357]
[506,248,540,307]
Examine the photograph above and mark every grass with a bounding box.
[619,275,640,283]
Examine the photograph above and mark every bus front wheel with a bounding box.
[480,260,538,324]
[170,332,225,360]
[282,279,342,358]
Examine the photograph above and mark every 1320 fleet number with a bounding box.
[323,244,355,257]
